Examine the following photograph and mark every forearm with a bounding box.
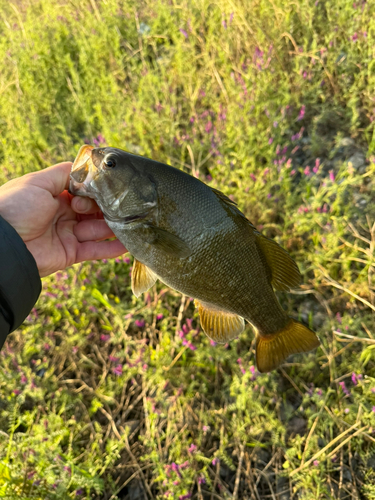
[0,215,41,349]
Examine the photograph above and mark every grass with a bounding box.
[0,0,375,498]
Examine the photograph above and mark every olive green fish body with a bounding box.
[109,167,288,335]
[69,146,320,372]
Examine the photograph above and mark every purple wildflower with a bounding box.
[329,170,335,182]
[179,28,188,38]
[229,12,234,23]
[205,121,213,133]
[188,444,197,453]
[339,381,350,396]
[135,319,145,328]
[156,313,164,321]
[344,408,350,414]
[188,342,197,351]
[13,389,21,395]
[212,458,219,466]
[198,475,206,485]
[304,166,310,176]
[171,462,182,478]
[203,425,210,432]
[250,173,256,181]
[297,105,305,121]
[100,334,110,342]
[268,137,273,145]
[93,134,106,146]
[351,32,358,42]
[109,355,120,363]
[112,364,123,376]
[186,318,194,329]
[179,494,192,500]
[372,406,375,413]
[313,460,319,466]
[273,121,278,128]
[222,19,227,29]
[76,490,83,496]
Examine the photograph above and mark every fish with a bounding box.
[69,145,320,372]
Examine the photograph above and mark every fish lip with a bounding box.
[69,145,97,196]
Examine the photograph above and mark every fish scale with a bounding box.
[69,145,320,372]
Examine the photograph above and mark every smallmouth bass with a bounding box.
[69,145,320,372]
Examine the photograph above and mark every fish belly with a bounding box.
[110,220,288,335]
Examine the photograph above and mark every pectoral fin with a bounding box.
[195,300,245,343]
[143,224,191,258]
[131,259,158,297]
[256,234,301,291]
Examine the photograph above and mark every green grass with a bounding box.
[1,0,375,498]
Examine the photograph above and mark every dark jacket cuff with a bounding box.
[0,215,42,348]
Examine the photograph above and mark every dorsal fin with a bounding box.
[211,188,238,206]
[255,234,301,291]
[211,186,300,291]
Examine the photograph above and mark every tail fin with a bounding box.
[255,319,320,373]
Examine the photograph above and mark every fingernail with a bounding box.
[76,198,91,212]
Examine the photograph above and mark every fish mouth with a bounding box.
[69,145,97,197]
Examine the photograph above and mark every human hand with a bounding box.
[0,162,127,277]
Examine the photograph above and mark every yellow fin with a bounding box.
[131,259,158,298]
[256,234,301,291]
[195,300,245,343]
[255,319,320,373]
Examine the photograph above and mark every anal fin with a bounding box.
[195,300,245,343]
[255,319,320,373]
[131,259,158,297]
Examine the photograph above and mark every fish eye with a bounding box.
[104,158,116,169]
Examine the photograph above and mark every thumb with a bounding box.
[71,195,102,215]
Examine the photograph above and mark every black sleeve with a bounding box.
[0,215,42,350]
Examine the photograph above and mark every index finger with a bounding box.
[26,162,73,196]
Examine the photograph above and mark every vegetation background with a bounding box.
[0,0,375,498]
